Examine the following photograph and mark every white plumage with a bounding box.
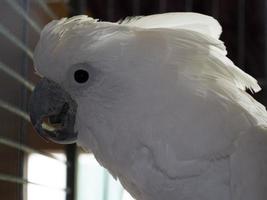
[33,13,267,200]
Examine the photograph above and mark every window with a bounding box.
[27,152,134,200]
[76,153,134,200]
[27,153,67,200]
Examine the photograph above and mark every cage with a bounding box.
[0,0,266,200]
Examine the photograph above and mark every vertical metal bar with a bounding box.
[35,0,58,19]
[212,0,219,19]
[237,0,246,68]
[20,1,30,199]
[79,0,87,15]
[107,0,115,21]
[54,23,78,200]
[159,0,167,13]
[66,144,77,200]
[69,0,79,16]
[69,0,87,15]
[185,0,193,12]
[69,0,87,16]
[132,0,141,15]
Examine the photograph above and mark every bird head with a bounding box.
[29,15,177,145]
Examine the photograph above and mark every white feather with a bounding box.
[34,13,267,200]
[120,12,222,39]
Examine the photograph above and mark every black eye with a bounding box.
[74,69,89,83]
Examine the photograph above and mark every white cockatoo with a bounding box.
[29,13,267,200]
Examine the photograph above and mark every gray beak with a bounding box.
[29,78,78,144]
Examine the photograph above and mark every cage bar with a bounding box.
[35,0,58,19]
[0,62,34,91]
[0,24,33,59]
[0,173,69,192]
[237,0,246,68]
[4,0,42,33]
[0,136,69,165]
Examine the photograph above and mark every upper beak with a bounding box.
[29,78,78,144]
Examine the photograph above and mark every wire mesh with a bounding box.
[0,1,70,200]
[0,24,33,59]
[4,0,42,33]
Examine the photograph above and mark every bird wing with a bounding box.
[126,22,267,179]
[120,14,267,183]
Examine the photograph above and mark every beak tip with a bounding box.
[29,78,78,144]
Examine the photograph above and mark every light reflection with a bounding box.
[76,153,134,200]
[27,153,67,200]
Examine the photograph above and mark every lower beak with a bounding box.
[29,78,78,144]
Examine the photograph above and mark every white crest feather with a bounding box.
[120,12,222,39]
[35,12,261,94]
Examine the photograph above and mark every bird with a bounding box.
[29,12,267,200]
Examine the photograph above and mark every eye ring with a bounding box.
[74,69,89,83]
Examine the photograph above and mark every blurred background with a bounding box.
[0,0,266,200]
